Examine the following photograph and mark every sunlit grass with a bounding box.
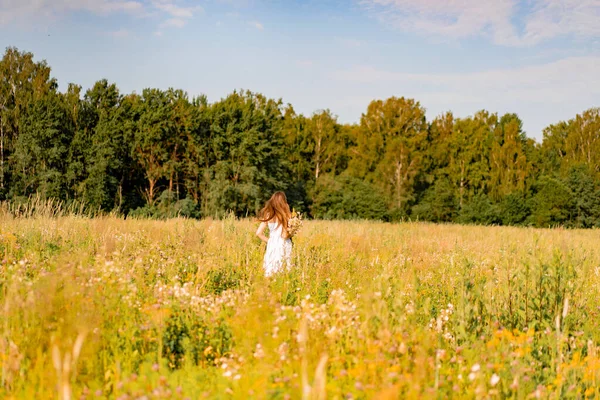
[1,214,599,399]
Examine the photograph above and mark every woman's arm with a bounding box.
[256,222,269,243]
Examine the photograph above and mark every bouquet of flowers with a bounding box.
[287,210,303,238]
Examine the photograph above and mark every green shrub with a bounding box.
[205,266,244,295]
[162,309,234,369]
[129,190,200,219]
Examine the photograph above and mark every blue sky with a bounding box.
[1,0,599,140]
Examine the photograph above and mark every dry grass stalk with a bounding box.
[52,332,86,400]
[1,337,23,389]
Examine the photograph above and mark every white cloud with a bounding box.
[523,0,600,44]
[95,0,144,14]
[361,0,518,45]
[151,1,201,18]
[335,56,600,104]
[217,0,252,6]
[335,37,365,48]
[297,60,314,68]
[153,1,201,30]
[249,20,264,30]
[160,17,187,28]
[360,0,600,46]
[0,0,201,31]
[109,28,131,38]
[0,0,143,24]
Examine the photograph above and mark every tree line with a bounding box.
[1,47,599,227]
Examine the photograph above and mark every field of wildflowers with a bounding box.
[1,213,599,399]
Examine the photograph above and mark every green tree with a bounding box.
[497,192,530,226]
[529,176,574,227]
[541,109,600,178]
[74,81,138,210]
[427,112,454,174]
[565,109,600,178]
[132,89,175,206]
[540,121,568,174]
[489,114,530,199]
[0,47,56,197]
[457,193,499,225]
[412,176,457,222]
[351,97,428,211]
[311,175,388,220]
[181,95,211,204]
[306,110,341,180]
[564,165,600,228]
[165,89,195,196]
[446,112,495,208]
[282,105,311,181]
[11,92,73,199]
[204,90,288,216]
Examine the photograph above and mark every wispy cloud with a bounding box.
[360,0,518,45]
[297,60,315,68]
[153,1,196,18]
[0,0,202,31]
[360,0,600,46]
[217,0,252,6]
[152,0,202,28]
[160,17,187,28]
[0,0,143,24]
[332,55,600,136]
[335,37,365,48]
[523,0,600,44]
[249,20,264,30]
[109,28,132,38]
[335,56,600,103]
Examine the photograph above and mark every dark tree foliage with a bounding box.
[412,177,457,223]
[2,47,600,227]
[311,175,389,221]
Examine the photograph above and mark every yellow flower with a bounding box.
[487,336,500,348]
[553,374,563,386]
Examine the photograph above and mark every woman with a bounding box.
[256,192,292,277]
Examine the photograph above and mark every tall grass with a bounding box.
[0,194,105,219]
[0,213,599,399]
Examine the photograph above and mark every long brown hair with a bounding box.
[258,191,291,231]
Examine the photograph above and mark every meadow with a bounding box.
[1,211,599,399]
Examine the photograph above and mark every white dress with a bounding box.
[263,221,292,277]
